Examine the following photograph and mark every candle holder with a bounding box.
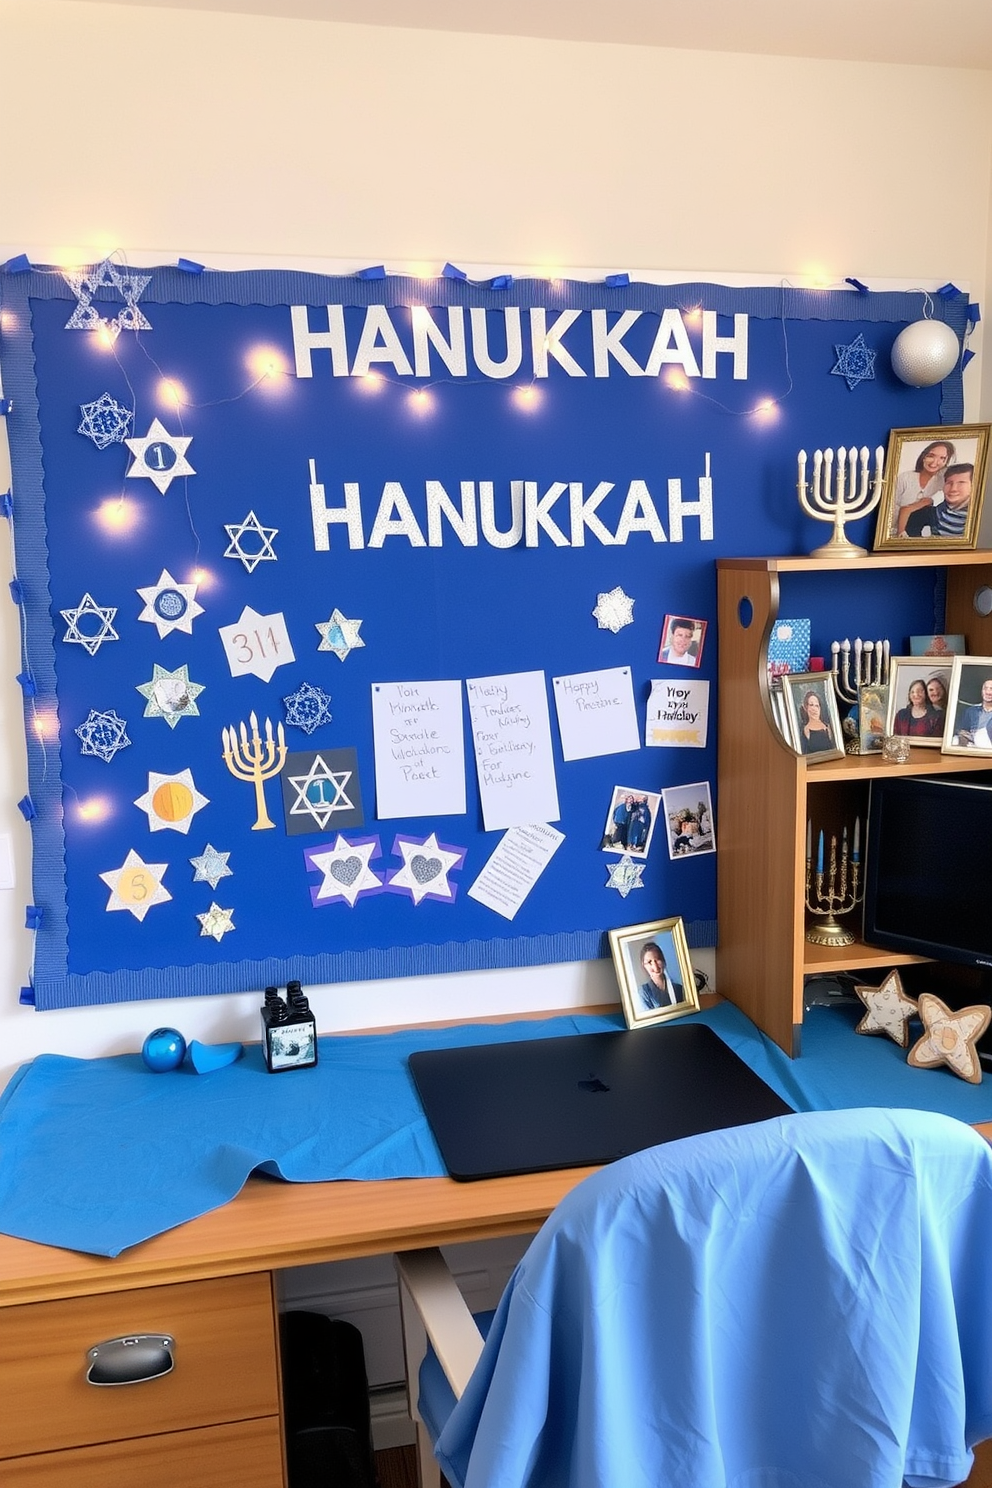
[805,825,863,947]
[797,446,885,559]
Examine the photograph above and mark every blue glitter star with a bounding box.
[283,681,333,734]
[75,709,131,762]
[830,333,877,390]
[78,393,133,449]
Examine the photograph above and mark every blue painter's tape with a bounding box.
[17,795,36,821]
[490,275,514,289]
[968,303,981,326]
[16,672,36,696]
[9,579,23,605]
[177,258,204,274]
[3,254,31,273]
[937,282,963,299]
[963,348,976,369]
[1,492,12,518]
[442,263,467,281]
[25,905,42,930]
[0,398,12,416]
[604,273,630,288]
[845,278,870,293]
[357,265,386,280]
[18,985,36,1006]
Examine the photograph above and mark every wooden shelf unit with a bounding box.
[716,551,992,1057]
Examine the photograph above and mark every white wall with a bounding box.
[0,0,990,1087]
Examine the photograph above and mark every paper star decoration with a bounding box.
[224,511,278,572]
[197,902,236,942]
[592,586,635,633]
[305,835,384,908]
[907,992,991,1084]
[100,849,171,921]
[853,969,918,1048]
[134,768,209,834]
[283,681,333,734]
[218,606,294,682]
[137,663,205,727]
[606,853,645,899]
[63,259,152,339]
[386,832,466,905]
[75,709,131,763]
[137,570,204,638]
[61,593,119,655]
[125,418,194,493]
[78,392,133,449]
[287,755,356,830]
[830,333,877,390]
[189,844,233,889]
[315,608,365,661]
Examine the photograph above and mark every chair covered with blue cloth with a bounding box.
[396,1107,992,1488]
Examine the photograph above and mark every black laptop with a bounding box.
[409,1023,793,1181]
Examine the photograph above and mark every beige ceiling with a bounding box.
[55,0,992,70]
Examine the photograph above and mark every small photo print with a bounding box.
[657,615,707,669]
[909,634,966,658]
[269,1023,317,1070]
[600,786,661,858]
[661,781,715,860]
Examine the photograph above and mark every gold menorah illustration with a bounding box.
[221,712,287,830]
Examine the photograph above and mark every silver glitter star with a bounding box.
[606,854,645,898]
[125,418,195,494]
[189,844,233,890]
[592,586,635,633]
[315,608,365,661]
[61,593,119,656]
[287,755,356,830]
[63,259,152,339]
[224,511,278,572]
[197,902,236,942]
[78,392,133,449]
[283,681,333,734]
[75,708,131,762]
[137,663,205,727]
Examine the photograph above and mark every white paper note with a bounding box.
[645,678,710,748]
[467,670,560,831]
[467,823,565,920]
[371,680,466,818]
[553,666,640,761]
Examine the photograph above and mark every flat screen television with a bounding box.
[863,771,992,968]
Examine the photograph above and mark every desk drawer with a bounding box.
[0,1272,280,1459]
[1,1415,284,1487]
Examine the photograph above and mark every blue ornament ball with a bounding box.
[142,1027,187,1072]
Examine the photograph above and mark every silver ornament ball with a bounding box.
[890,319,960,387]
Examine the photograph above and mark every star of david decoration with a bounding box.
[315,608,365,661]
[99,849,171,921]
[281,748,363,835]
[134,768,209,834]
[137,570,204,638]
[853,969,918,1048]
[137,664,205,727]
[283,681,333,735]
[125,418,195,494]
[305,835,384,908]
[830,333,877,390]
[907,992,991,1084]
[224,511,278,572]
[78,392,133,449]
[592,586,634,633]
[75,709,131,763]
[606,853,645,899]
[61,593,119,655]
[63,259,152,339]
[385,832,466,905]
[189,844,233,889]
[197,902,235,942]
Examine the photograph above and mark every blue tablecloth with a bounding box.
[1,1001,990,1257]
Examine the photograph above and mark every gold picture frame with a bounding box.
[872,424,990,551]
[608,916,700,1029]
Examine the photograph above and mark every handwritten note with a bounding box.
[466,670,560,831]
[553,666,640,761]
[645,678,710,748]
[371,680,466,818]
[467,823,565,920]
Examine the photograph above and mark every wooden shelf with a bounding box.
[803,748,990,782]
[802,939,930,975]
[718,550,992,573]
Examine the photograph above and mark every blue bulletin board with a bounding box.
[0,261,969,1008]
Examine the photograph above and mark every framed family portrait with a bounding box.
[608,916,700,1029]
[883,659,952,749]
[873,424,990,552]
[942,657,992,756]
[782,672,845,763]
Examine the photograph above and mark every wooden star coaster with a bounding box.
[853,969,918,1048]
[907,992,991,1084]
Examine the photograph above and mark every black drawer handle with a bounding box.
[86,1333,175,1386]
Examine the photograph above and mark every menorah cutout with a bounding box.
[805,823,863,948]
[797,446,885,559]
[222,712,287,830]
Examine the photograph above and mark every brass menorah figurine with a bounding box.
[222,712,287,830]
[805,820,863,947]
[797,446,885,559]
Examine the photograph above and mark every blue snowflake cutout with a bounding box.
[284,681,333,735]
[78,393,133,449]
[830,333,877,390]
